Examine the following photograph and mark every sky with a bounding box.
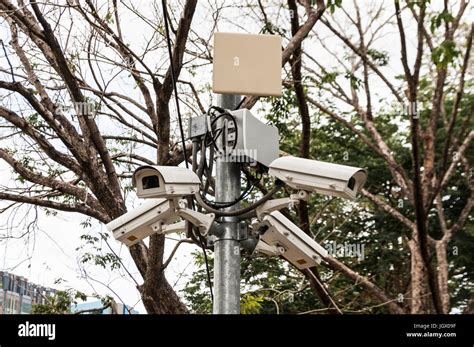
[0,0,470,314]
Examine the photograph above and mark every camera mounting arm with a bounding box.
[253,240,286,256]
[256,190,309,219]
[176,200,215,236]
[150,220,187,235]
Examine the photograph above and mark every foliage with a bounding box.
[240,293,264,314]
[431,40,460,68]
[32,289,87,314]
[326,0,342,14]
[76,233,122,271]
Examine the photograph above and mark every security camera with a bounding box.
[106,199,177,247]
[253,211,328,270]
[133,165,201,199]
[268,156,367,200]
[106,197,216,246]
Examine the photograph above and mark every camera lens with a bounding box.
[142,175,160,189]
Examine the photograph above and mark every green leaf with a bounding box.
[240,293,264,314]
[321,71,338,84]
[326,0,343,14]
[367,49,389,67]
[430,9,454,33]
[344,71,362,90]
[431,40,460,68]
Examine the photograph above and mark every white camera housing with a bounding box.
[106,199,177,247]
[269,156,367,200]
[106,198,216,247]
[229,109,279,167]
[133,165,201,199]
[256,211,328,270]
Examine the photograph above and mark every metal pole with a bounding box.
[213,94,241,314]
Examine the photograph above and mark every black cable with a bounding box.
[206,116,235,153]
[203,160,213,197]
[234,96,246,110]
[199,169,258,208]
[198,106,259,209]
[196,138,207,179]
[200,183,253,209]
[161,0,212,302]
[191,140,198,172]
[205,107,238,155]
[195,183,283,217]
[208,105,226,114]
[198,233,214,301]
[212,114,238,153]
[161,0,188,169]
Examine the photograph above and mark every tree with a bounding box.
[186,0,473,314]
[32,288,117,314]
[32,289,86,314]
[0,0,325,313]
[302,0,473,314]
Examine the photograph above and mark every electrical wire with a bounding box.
[196,138,207,179]
[203,184,254,208]
[193,107,277,212]
[205,109,238,155]
[192,140,199,172]
[161,0,213,302]
[234,96,246,110]
[197,105,253,209]
[195,183,283,217]
[197,233,213,301]
[199,169,260,209]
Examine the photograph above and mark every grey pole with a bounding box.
[213,94,241,314]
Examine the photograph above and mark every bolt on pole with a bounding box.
[213,94,242,314]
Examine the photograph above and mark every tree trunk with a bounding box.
[140,274,189,314]
[435,240,450,314]
[465,293,474,314]
[129,235,189,314]
[408,239,430,313]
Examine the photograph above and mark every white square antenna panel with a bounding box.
[230,109,279,167]
[213,32,282,96]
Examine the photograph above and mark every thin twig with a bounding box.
[0,39,15,82]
